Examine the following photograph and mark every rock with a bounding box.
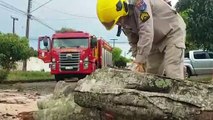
[74,68,213,120]
[34,81,101,120]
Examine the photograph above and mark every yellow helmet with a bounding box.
[97,0,128,30]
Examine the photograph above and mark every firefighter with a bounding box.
[96,0,186,79]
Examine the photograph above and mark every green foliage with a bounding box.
[112,47,130,68]
[179,11,198,51]
[114,56,129,68]
[56,27,76,33]
[112,47,122,61]
[176,0,213,51]
[30,47,38,57]
[0,69,9,82]
[0,33,31,70]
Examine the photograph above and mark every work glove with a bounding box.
[130,61,146,73]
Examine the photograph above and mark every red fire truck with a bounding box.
[38,31,113,81]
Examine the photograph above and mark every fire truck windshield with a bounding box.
[53,38,88,48]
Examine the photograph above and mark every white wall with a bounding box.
[16,57,50,72]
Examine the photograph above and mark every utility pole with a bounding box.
[11,16,18,34]
[110,39,118,48]
[23,0,32,71]
[26,0,32,39]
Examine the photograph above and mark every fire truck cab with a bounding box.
[38,31,112,81]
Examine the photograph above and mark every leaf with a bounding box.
[176,0,213,51]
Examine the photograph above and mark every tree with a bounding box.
[179,11,198,51]
[0,33,31,70]
[56,27,76,33]
[114,56,129,68]
[30,47,38,57]
[176,0,213,51]
[112,47,130,68]
[112,47,122,62]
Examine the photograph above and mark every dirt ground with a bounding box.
[0,82,57,120]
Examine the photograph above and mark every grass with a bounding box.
[7,71,54,81]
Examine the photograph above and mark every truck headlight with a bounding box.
[52,58,56,62]
[84,63,88,69]
[84,57,89,69]
[84,57,88,62]
[51,58,56,70]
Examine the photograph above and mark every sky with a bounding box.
[0,0,178,58]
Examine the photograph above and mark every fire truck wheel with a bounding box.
[55,75,64,82]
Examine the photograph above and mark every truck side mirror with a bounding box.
[38,36,51,63]
[39,36,50,51]
[43,37,49,47]
[91,37,97,48]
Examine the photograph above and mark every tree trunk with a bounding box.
[74,68,213,120]
[34,81,101,120]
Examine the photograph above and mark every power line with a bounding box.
[31,16,55,31]
[0,5,25,17]
[0,1,27,16]
[31,0,54,13]
[33,0,97,19]
[0,0,55,31]
[29,38,39,40]
[39,18,76,21]
[108,41,129,44]
[0,0,97,22]
[49,9,97,19]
